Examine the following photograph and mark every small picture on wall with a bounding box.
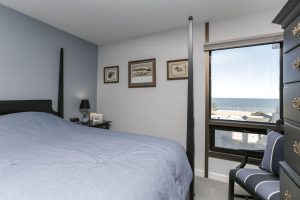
[104,66,119,83]
[128,58,156,88]
[167,59,188,80]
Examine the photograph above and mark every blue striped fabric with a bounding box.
[231,168,280,200]
[255,181,280,200]
[259,131,285,176]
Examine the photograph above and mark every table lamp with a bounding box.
[80,99,90,123]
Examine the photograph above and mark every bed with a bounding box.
[0,112,192,200]
[0,17,196,200]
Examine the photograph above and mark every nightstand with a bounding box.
[75,120,111,130]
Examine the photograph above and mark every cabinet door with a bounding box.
[284,14,300,53]
[280,169,300,200]
[284,46,300,84]
[284,84,300,124]
[284,123,300,175]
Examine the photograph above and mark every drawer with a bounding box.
[284,84,300,124]
[280,169,300,200]
[284,123,300,175]
[284,46,300,83]
[284,14,300,53]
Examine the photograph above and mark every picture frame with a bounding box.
[104,66,119,83]
[92,114,103,122]
[128,58,156,88]
[167,59,188,80]
[89,112,96,121]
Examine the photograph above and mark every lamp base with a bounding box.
[82,113,89,123]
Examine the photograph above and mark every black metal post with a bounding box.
[58,48,64,118]
[187,16,195,200]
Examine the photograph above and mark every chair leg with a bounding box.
[228,176,234,200]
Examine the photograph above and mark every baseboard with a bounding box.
[208,172,229,183]
[195,168,204,177]
[194,168,229,183]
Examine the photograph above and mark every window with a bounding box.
[211,44,280,123]
[214,129,267,150]
[208,42,282,159]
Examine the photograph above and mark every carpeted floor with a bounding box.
[194,177,248,200]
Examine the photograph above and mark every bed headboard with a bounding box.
[0,48,64,118]
[0,100,57,116]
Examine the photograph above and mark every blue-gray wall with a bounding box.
[0,4,98,119]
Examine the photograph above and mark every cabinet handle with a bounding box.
[294,141,300,156]
[292,97,300,110]
[284,190,292,200]
[293,23,300,37]
[292,57,300,71]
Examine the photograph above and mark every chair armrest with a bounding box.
[236,149,264,169]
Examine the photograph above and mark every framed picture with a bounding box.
[167,59,188,80]
[104,66,119,83]
[89,112,96,121]
[128,58,156,88]
[92,114,103,122]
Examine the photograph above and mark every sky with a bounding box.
[211,43,280,99]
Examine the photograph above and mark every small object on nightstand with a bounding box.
[89,112,96,121]
[92,114,103,122]
[70,117,80,123]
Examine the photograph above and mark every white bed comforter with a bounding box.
[0,112,192,200]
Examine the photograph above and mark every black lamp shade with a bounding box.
[80,99,90,110]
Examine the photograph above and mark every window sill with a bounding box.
[208,150,262,166]
[208,119,276,130]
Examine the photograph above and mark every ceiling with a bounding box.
[0,0,287,45]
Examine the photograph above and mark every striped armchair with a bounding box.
[228,131,285,200]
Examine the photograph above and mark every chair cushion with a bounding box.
[231,168,280,200]
[259,131,284,176]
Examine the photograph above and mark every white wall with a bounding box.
[97,26,205,174]
[210,9,282,41]
[97,8,283,182]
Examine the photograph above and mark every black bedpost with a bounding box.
[58,48,64,118]
[187,16,195,200]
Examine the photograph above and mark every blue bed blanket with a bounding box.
[0,112,192,200]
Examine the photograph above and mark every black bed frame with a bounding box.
[186,16,195,200]
[0,48,64,118]
[0,18,195,200]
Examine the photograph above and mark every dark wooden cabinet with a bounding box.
[85,120,111,129]
[274,0,300,198]
[73,120,111,130]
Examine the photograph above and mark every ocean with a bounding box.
[211,98,279,113]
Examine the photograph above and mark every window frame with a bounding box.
[207,41,284,162]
